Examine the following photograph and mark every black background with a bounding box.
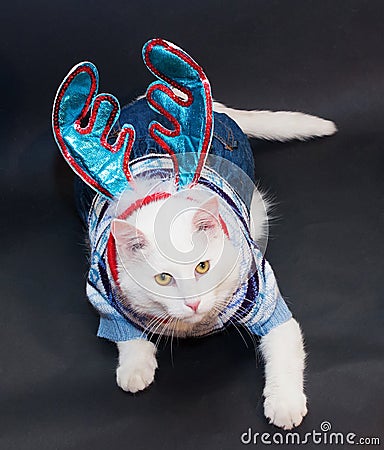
[1,1,383,449]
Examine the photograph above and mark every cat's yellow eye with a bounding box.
[154,273,173,286]
[195,260,210,275]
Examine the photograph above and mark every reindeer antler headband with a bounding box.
[52,38,214,199]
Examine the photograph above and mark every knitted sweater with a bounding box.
[84,154,292,342]
[77,100,292,342]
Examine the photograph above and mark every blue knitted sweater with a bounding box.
[79,100,292,342]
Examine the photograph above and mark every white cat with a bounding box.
[107,103,336,430]
[52,42,336,431]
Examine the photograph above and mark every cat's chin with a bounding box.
[180,307,219,325]
[181,314,205,324]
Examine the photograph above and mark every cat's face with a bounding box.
[111,193,240,328]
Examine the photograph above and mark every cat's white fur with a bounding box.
[112,102,335,429]
[116,340,158,393]
[213,101,336,141]
[112,188,241,335]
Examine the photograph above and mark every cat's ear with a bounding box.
[111,219,147,253]
[192,197,220,234]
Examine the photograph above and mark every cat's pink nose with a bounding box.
[185,300,201,312]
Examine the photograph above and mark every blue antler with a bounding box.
[52,62,135,199]
[143,39,214,188]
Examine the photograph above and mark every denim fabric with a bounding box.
[120,99,256,205]
[118,98,255,179]
[75,98,256,221]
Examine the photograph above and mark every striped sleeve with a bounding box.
[86,281,146,342]
[243,260,292,336]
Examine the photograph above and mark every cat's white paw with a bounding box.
[116,360,157,393]
[264,389,307,430]
[116,340,158,393]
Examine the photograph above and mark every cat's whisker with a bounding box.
[210,305,249,348]
[210,303,258,350]
[154,316,173,349]
[145,312,171,343]
[142,312,168,336]
[150,315,174,344]
[149,318,170,344]
[161,319,173,350]
[170,317,180,368]
[139,316,160,339]
[166,318,177,352]
[227,318,253,349]
[226,311,258,351]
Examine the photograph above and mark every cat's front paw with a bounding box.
[116,340,158,393]
[264,389,307,430]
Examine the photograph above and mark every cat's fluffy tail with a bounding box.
[213,101,337,142]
